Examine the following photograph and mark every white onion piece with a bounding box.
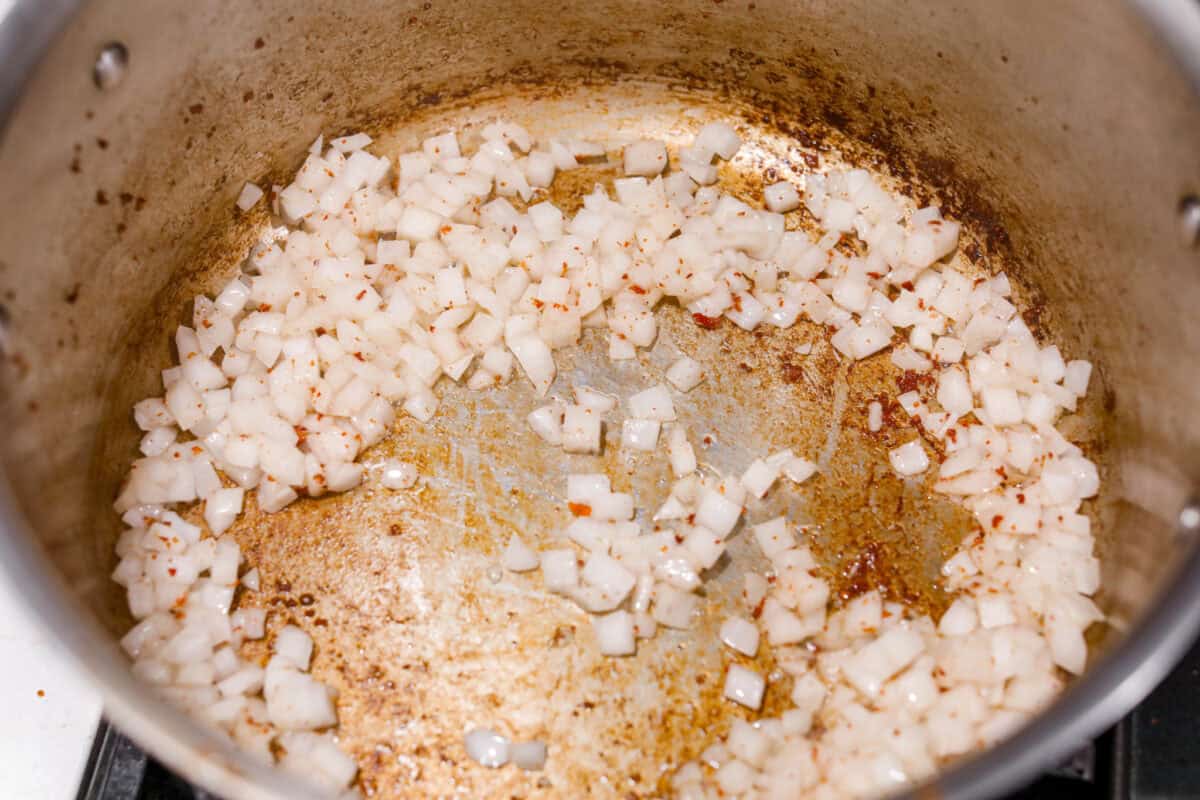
[511,740,548,771]
[723,665,766,710]
[741,459,780,499]
[236,183,265,211]
[380,460,418,490]
[763,182,801,213]
[540,549,579,593]
[464,728,510,768]
[502,536,539,572]
[594,610,637,656]
[561,405,602,454]
[889,440,930,476]
[527,404,564,445]
[719,616,760,657]
[665,357,704,392]
[867,401,883,432]
[623,140,668,176]
[621,418,661,451]
[667,425,697,477]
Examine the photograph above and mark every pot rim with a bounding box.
[2,1,1200,798]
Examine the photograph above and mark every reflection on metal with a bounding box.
[1179,196,1200,249]
[92,42,127,91]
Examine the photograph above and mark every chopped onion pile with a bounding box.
[110,117,1102,799]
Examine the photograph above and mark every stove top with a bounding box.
[76,637,1200,800]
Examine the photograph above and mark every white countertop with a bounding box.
[0,576,104,799]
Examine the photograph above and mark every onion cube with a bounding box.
[683,525,725,570]
[1064,360,1092,397]
[667,425,697,477]
[977,594,1017,629]
[665,356,704,392]
[573,385,617,413]
[380,460,418,490]
[740,459,780,499]
[540,549,579,593]
[715,760,756,795]
[628,384,676,421]
[464,728,509,768]
[265,671,337,730]
[567,473,610,503]
[723,665,766,709]
[588,491,635,521]
[937,367,974,418]
[868,401,884,432]
[502,536,539,572]
[652,583,698,629]
[561,405,602,453]
[527,404,564,445]
[697,122,742,160]
[764,181,801,213]
[695,487,742,538]
[236,182,264,211]
[623,140,668,177]
[397,206,442,241]
[511,740,547,771]
[204,487,244,535]
[621,418,661,451]
[889,440,930,476]
[274,625,313,671]
[726,718,771,767]
[933,336,965,364]
[581,553,636,603]
[841,627,925,697]
[594,610,637,656]
[719,616,760,657]
[981,386,1023,427]
[938,598,978,636]
[782,456,818,484]
[752,517,793,559]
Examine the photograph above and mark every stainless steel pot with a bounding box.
[2,1,1200,798]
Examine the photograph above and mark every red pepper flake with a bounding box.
[751,597,766,619]
[901,281,915,291]
[36,689,45,698]
[168,568,177,577]
[1016,493,1026,504]
[191,446,203,455]
[568,502,591,517]
[991,515,1004,528]
[945,428,958,443]
[531,298,545,310]
[200,319,212,329]
[314,326,327,336]
[352,351,365,362]
[692,313,721,329]
[257,303,272,312]
[630,285,647,295]
[355,289,367,301]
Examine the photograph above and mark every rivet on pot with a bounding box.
[1179,195,1200,248]
[1179,501,1200,536]
[92,42,129,91]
